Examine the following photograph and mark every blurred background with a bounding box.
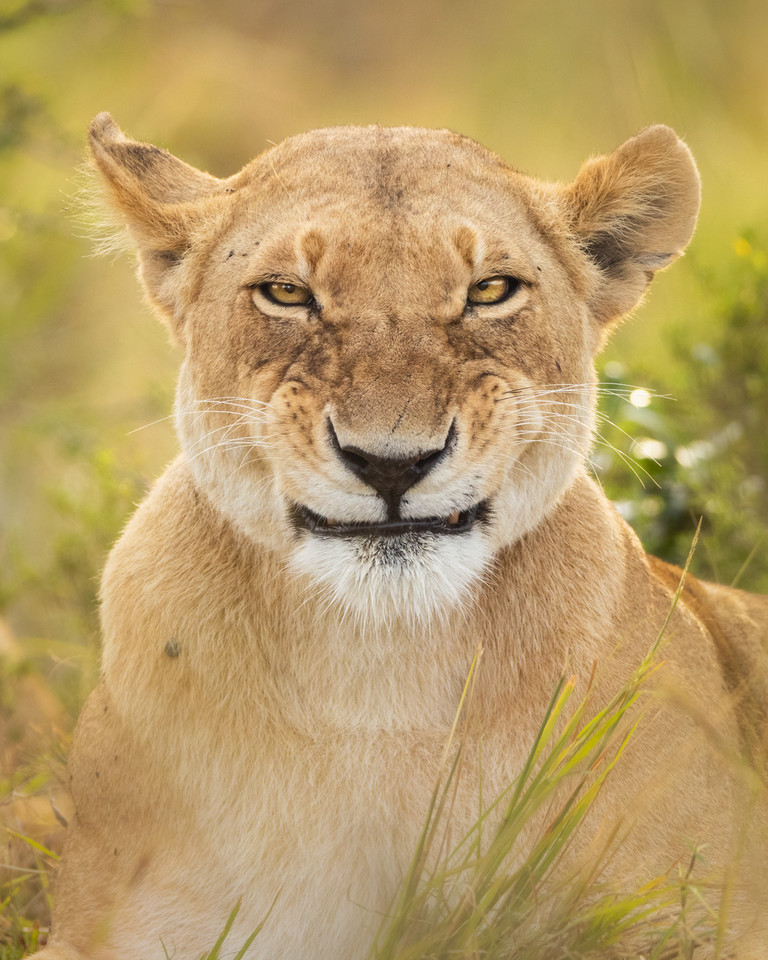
[0,0,767,949]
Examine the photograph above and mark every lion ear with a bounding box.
[563,125,700,326]
[88,113,225,328]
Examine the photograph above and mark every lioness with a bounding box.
[32,116,767,960]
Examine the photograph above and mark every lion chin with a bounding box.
[288,519,494,628]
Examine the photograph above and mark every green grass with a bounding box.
[0,833,56,959]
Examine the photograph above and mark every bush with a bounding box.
[595,235,768,594]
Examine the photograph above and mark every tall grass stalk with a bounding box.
[367,531,717,960]
[0,833,58,960]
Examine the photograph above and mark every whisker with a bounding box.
[500,381,670,406]
[184,424,272,458]
[592,433,658,488]
[512,435,585,458]
[178,406,271,419]
[126,413,176,436]
[500,377,671,489]
[183,436,281,467]
[515,415,659,488]
[191,396,275,412]
[507,457,538,483]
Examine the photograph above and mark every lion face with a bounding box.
[90,118,700,624]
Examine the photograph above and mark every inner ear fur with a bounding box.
[563,125,701,326]
[88,113,227,325]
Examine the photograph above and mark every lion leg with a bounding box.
[37,685,175,960]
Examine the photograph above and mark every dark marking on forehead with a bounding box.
[370,141,408,211]
[300,229,326,272]
[454,226,477,270]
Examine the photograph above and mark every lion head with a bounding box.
[90,116,699,625]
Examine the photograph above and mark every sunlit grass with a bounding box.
[0,831,58,959]
[163,901,272,960]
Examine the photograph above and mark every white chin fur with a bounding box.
[288,528,493,629]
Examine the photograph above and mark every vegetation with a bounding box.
[369,634,719,960]
[596,234,768,594]
[0,0,766,956]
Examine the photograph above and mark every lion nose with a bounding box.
[329,420,455,518]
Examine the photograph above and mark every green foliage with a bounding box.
[596,236,768,593]
[1,432,146,720]
[191,901,274,960]
[24,442,145,634]
[0,831,58,959]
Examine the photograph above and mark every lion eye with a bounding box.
[467,276,519,305]
[258,281,314,307]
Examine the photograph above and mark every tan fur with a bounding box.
[31,117,767,959]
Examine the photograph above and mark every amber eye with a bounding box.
[257,281,314,307]
[467,276,519,305]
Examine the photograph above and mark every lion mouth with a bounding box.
[290,501,489,538]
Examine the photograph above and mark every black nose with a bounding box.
[329,420,455,519]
